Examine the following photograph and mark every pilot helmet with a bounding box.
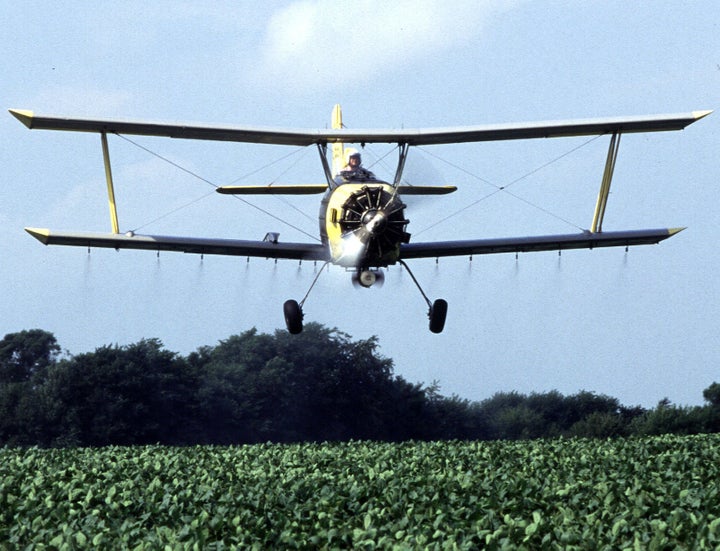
[346,149,361,164]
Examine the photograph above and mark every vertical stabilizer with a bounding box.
[331,104,344,175]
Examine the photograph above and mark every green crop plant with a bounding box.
[2,435,719,549]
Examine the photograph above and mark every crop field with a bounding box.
[2,435,719,549]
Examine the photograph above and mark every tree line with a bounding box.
[1,327,718,447]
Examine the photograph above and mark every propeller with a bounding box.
[338,185,409,267]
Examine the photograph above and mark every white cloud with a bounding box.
[255,0,517,88]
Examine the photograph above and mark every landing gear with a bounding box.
[283,300,303,334]
[283,261,330,334]
[399,260,448,334]
[284,260,447,334]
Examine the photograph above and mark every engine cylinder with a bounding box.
[337,185,409,266]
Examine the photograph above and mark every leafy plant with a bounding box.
[2,435,719,548]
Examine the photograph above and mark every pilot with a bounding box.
[340,151,375,180]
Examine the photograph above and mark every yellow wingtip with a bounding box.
[9,109,35,128]
[25,227,50,244]
[692,110,713,120]
[668,227,686,236]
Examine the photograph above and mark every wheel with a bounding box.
[283,299,303,334]
[428,299,448,334]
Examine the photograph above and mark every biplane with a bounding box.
[10,105,710,334]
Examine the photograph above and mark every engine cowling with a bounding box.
[337,185,410,266]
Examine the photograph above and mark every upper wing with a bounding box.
[25,228,328,261]
[10,109,711,146]
[400,228,684,259]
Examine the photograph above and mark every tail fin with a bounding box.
[331,104,344,176]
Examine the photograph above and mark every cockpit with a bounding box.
[333,167,381,186]
[333,150,381,185]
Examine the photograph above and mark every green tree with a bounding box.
[0,329,60,383]
[40,339,196,446]
[628,398,712,436]
[195,323,429,443]
[702,382,720,432]
[703,382,720,407]
[568,411,626,438]
[0,330,61,444]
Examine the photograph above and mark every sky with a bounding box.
[2,0,718,408]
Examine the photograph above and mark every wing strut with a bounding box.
[317,143,335,186]
[393,143,410,186]
[100,132,120,234]
[591,132,621,233]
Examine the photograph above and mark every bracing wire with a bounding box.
[266,149,319,223]
[226,147,308,185]
[131,190,217,233]
[114,133,320,241]
[414,134,603,236]
[363,145,398,176]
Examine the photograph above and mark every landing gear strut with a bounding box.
[283,262,329,334]
[284,260,447,334]
[399,260,448,333]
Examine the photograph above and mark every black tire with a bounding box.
[428,299,448,334]
[283,299,303,334]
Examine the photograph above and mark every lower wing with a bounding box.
[400,228,684,259]
[26,226,682,262]
[25,228,328,261]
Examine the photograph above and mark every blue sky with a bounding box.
[2,1,718,407]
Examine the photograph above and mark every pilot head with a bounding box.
[347,151,361,168]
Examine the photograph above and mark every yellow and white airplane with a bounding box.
[10,105,710,333]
